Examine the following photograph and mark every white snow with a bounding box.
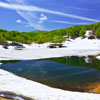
[0,45,5,50]
[0,48,100,61]
[0,38,100,100]
[85,30,93,37]
[0,69,100,100]
[64,38,100,50]
[0,38,100,60]
[96,56,100,60]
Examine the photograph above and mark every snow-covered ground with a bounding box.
[0,38,100,100]
[0,69,100,100]
[0,38,100,60]
[96,55,100,60]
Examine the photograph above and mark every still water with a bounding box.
[0,56,100,91]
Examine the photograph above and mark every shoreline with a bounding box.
[1,38,100,61]
[0,38,100,99]
[0,48,100,61]
[0,69,100,100]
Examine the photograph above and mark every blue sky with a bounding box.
[0,0,100,32]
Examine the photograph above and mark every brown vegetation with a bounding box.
[87,82,100,93]
[10,42,23,47]
[88,35,96,39]
[48,43,63,48]
[0,97,14,100]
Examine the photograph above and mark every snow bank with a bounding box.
[0,48,100,61]
[64,38,100,50]
[0,45,5,50]
[23,43,50,49]
[96,56,100,60]
[0,69,100,100]
[0,38,100,100]
[0,38,100,60]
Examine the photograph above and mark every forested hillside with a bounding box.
[0,22,100,44]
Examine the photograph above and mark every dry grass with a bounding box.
[87,82,100,93]
[0,97,14,100]
[95,54,100,57]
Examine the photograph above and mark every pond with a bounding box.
[0,56,100,92]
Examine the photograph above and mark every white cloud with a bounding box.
[0,1,99,22]
[51,20,90,25]
[40,14,45,17]
[40,14,48,21]
[49,3,90,11]
[64,6,90,11]
[6,0,45,30]
[17,11,45,30]
[38,14,48,23]
[16,19,22,23]
[6,0,25,4]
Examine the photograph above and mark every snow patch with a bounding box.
[0,69,100,100]
[96,56,100,60]
[0,38,100,60]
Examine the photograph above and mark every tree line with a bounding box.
[0,22,100,44]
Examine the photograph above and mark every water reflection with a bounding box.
[0,56,100,91]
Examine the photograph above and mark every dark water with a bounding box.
[0,56,100,91]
